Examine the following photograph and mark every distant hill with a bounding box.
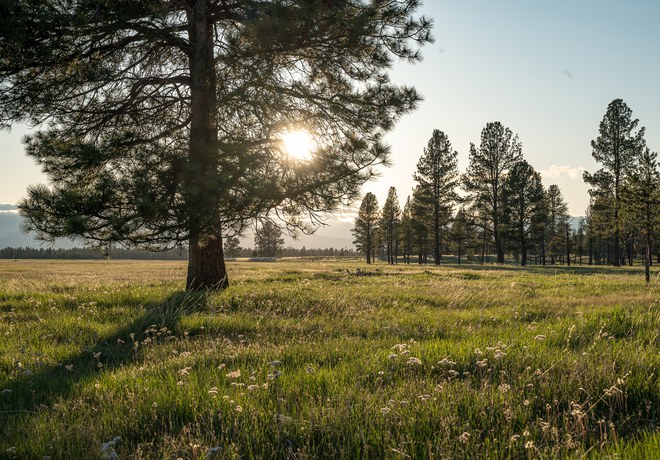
[0,205,78,249]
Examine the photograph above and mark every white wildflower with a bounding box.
[226,369,241,379]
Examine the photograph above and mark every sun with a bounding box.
[281,129,315,161]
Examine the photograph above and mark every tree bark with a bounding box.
[434,203,441,265]
[494,232,505,264]
[187,236,229,290]
[184,0,228,290]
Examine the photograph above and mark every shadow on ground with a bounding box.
[0,291,210,421]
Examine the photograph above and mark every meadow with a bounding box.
[0,259,658,459]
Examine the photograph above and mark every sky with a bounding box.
[1,1,660,230]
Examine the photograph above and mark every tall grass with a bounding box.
[0,259,658,458]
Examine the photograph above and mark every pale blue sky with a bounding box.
[1,1,659,218]
[366,0,660,215]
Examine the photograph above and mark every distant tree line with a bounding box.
[0,244,356,260]
[0,246,188,260]
[353,100,660,282]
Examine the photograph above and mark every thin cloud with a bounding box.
[0,204,18,213]
[540,165,585,180]
[333,207,358,223]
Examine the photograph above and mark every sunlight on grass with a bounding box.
[0,260,658,458]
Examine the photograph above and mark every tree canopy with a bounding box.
[0,0,432,289]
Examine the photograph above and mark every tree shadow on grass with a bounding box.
[0,290,211,427]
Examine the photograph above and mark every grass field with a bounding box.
[0,259,658,459]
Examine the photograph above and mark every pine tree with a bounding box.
[463,122,523,263]
[1,1,432,290]
[449,207,471,264]
[622,148,660,284]
[254,221,284,258]
[546,185,570,265]
[583,99,645,266]
[400,196,414,264]
[501,161,544,266]
[380,187,401,264]
[413,130,459,264]
[352,193,379,264]
[410,186,433,264]
[223,236,242,259]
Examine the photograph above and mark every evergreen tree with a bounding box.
[410,186,433,264]
[379,187,401,264]
[400,196,414,264]
[449,207,471,264]
[413,130,459,264]
[501,161,544,266]
[583,99,645,266]
[1,1,432,290]
[575,218,586,265]
[223,236,242,259]
[462,122,523,263]
[546,185,570,265]
[622,147,660,284]
[351,193,379,264]
[254,221,284,258]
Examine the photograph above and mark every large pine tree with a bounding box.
[0,1,432,289]
[622,148,660,284]
[462,122,523,264]
[379,187,401,264]
[583,99,645,266]
[413,130,459,264]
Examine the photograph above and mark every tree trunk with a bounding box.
[366,230,371,264]
[646,228,652,285]
[519,218,526,266]
[565,225,570,267]
[187,236,228,290]
[494,232,504,264]
[480,232,486,265]
[434,204,441,265]
[185,0,228,290]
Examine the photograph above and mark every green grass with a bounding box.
[0,259,658,459]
